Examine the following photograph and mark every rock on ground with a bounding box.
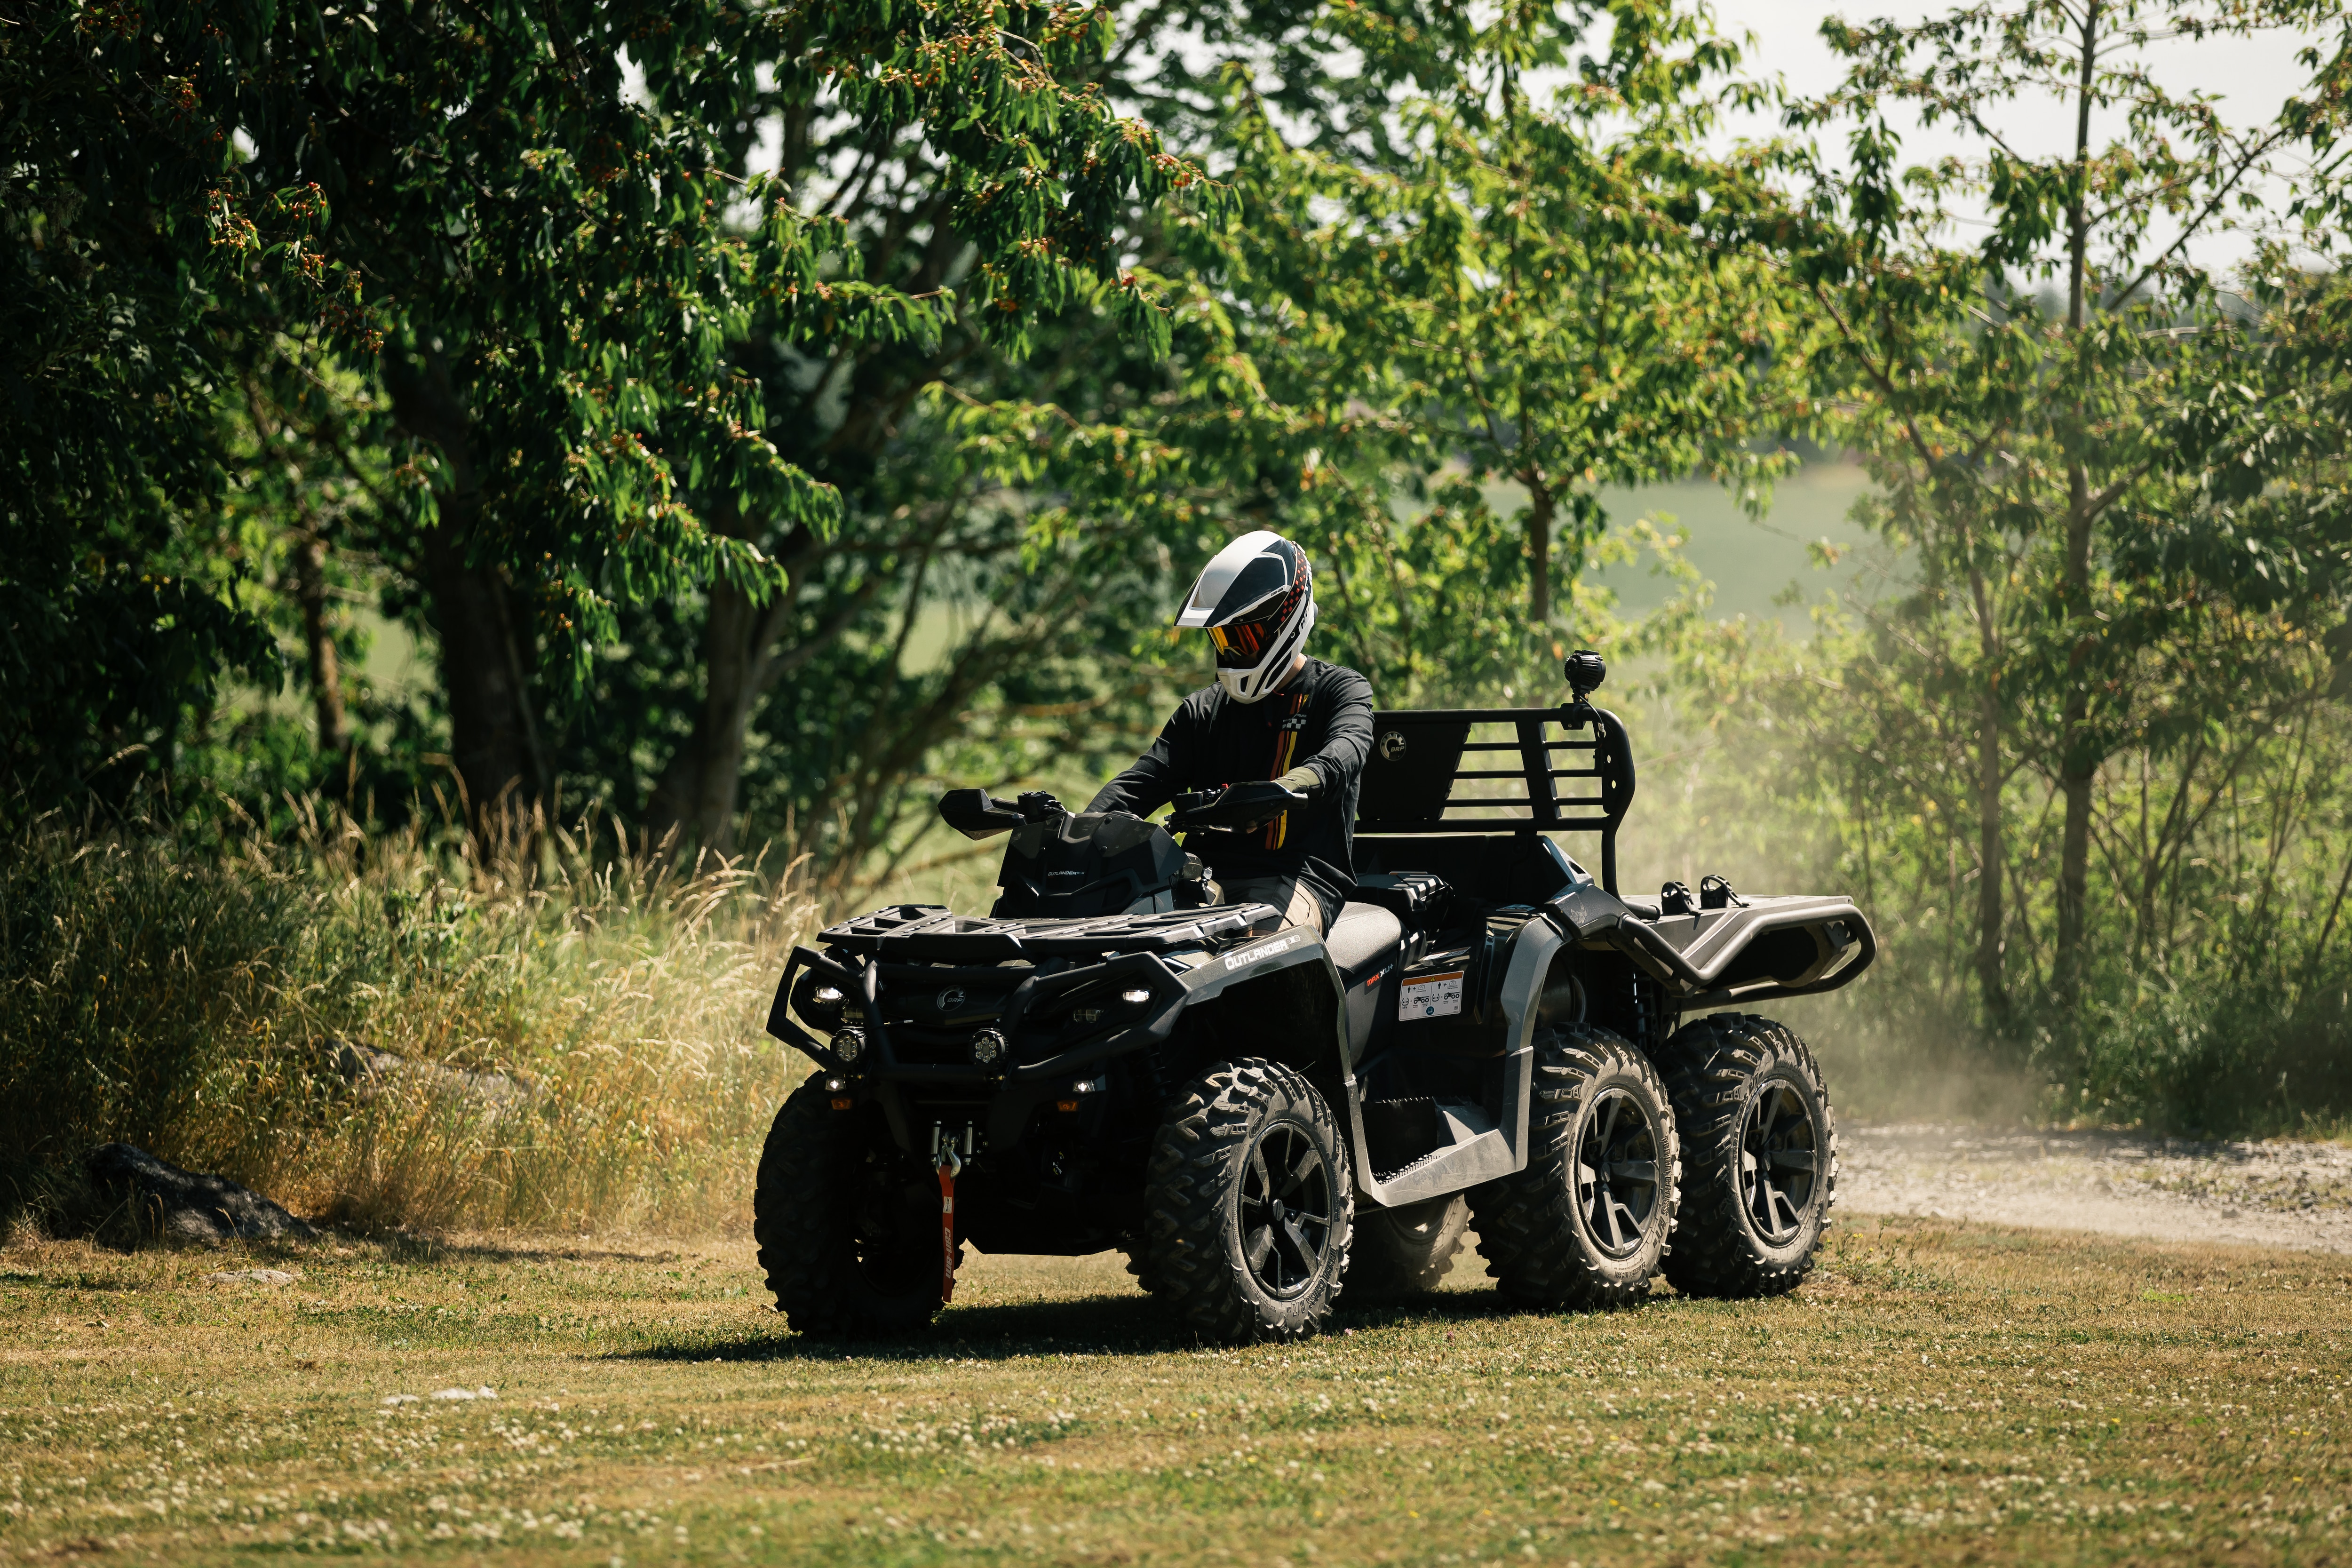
[1836,1122,2352,1253]
[323,1040,538,1106]
[85,1143,319,1244]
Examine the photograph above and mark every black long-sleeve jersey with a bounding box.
[1086,657,1375,924]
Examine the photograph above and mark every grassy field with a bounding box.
[2,1218,2345,1567]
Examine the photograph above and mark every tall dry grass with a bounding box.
[0,802,820,1234]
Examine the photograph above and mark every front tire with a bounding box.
[1657,1014,1836,1298]
[1470,1025,1679,1310]
[1143,1059,1352,1342]
[1346,1194,1470,1298]
[753,1075,946,1337]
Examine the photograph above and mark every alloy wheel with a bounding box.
[1574,1087,1663,1259]
[1238,1122,1335,1298]
[1737,1080,1821,1246]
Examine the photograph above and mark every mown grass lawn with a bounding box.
[2,1216,2345,1566]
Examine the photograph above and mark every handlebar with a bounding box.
[938,788,1069,840]
[1168,781,1311,832]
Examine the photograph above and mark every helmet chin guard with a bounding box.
[1178,531,1316,704]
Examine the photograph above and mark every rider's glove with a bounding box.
[1272,765,1321,799]
[1015,790,1067,821]
[1220,778,1309,830]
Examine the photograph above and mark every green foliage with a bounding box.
[1748,0,2352,1043]
[0,803,815,1230]
[2,0,1202,820]
[993,0,1804,705]
[247,0,1192,649]
[0,0,304,801]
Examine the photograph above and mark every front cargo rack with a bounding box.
[821,902,1282,960]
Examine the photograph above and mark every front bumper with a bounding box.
[765,944,1186,1150]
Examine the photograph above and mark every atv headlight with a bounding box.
[792,968,849,1032]
[830,1026,866,1066]
[1120,986,1152,1007]
[970,1028,1007,1068]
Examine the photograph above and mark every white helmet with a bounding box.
[1176,530,1316,704]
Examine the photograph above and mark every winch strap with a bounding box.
[936,1147,963,1305]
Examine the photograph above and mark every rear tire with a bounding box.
[1143,1059,1352,1342]
[753,1075,946,1337]
[1470,1025,1679,1310]
[1346,1194,1470,1298]
[1657,1013,1836,1298]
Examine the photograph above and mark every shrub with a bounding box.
[0,804,816,1234]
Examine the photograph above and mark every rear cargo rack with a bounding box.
[1355,702,1637,892]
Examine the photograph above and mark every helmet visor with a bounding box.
[1208,598,1287,669]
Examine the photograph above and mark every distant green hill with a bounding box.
[1489,461,1891,634]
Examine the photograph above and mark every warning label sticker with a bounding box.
[1399,971,1465,1021]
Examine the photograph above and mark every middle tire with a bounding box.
[1346,1193,1470,1298]
[1142,1058,1353,1342]
[1470,1024,1680,1310]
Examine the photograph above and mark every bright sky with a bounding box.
[706,3,2343,277]
[1701,1,2342,275]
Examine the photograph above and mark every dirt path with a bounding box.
[1836,1122,2352,1253]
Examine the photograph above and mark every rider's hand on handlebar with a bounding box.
[1168,779,1310,832]
[1219,779,1310,828]
[1014,790,1067,822]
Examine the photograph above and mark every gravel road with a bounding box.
[1836,1122,2352,1253]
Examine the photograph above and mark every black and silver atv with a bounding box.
[755,653,1876,1341]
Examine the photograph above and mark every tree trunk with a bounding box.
[386,350,544,827]
[1975,677,2010,1020]
[647,577,760,852]
[644,525,855,852]
[290,534,350,763]
[2053,3,2103,1005]
[1526,472,1553,625]
[420,526,542,822]
[2055,482,2098,1000]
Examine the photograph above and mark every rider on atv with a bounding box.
[1086,531,1372,934]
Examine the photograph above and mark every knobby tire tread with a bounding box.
[1657,1013,1837,1299]
[1143,1058,1352,1344]
[1470,1025,1680,1311]
[753,1075,943,1337]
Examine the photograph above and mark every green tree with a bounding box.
[0,0,310,805]
[2150,257,2352,971]
[2,0,1195,830]
[996,0,1807,713]
[600,0,1217,856]
[567,0,1463,871]
[1786,0,2352,1015]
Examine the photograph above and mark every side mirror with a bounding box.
[938,788,1024,840]
[1565,648,1606,700]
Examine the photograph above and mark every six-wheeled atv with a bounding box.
[755,653,1876,1341]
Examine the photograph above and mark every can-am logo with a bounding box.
[937,987,967,1014]
[1223,932,1303,972]
[1379,730,1407,761]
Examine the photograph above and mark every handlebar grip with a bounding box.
[1167,782,1310,831]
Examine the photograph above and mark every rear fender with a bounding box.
[1554,889,1876,1009]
